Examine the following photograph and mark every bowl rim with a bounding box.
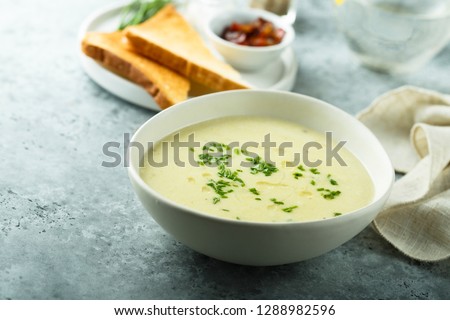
[128,90,395,227]
[205,8,295,53]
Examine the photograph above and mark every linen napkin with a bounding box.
[357,86,450,262]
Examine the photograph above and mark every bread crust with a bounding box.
[82,32,190,109]
[125,5,249,92]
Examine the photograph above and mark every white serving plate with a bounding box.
[78,1,298,111]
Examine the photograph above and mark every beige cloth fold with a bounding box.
[357,86,450,262]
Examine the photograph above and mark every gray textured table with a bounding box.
[1,0,449,299]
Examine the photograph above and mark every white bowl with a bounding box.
[205,8,295,72]
[128,90,394,266]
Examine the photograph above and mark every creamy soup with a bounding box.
[140,116,374,222]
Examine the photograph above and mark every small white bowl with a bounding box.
[205,8,295,72]
[128,90,394,266]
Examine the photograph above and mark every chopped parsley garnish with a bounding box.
[282,206,298,213]
[310,168,320,175]
[270,198,284,205]
[207,179,234,203]
[203,142,230,152]
[246,156,278,176]
[234,148,240,155]
[326,174,338,186]
[236,216,241,220]
[197,142,231,166]
[334,212,342,216]
[293,172,303,179]
[330,179,338,186]
[255,197,261,201]
[189,147,194,152]
[218,164,245,186]
[249,187,260,195]
[222,209,230,212]
[318,189,341,200]
[310,180,316,186]
[240,149,249,155]
[198,153,231,166]
[297,165,305,171]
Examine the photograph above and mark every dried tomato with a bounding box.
[220,17,285,47]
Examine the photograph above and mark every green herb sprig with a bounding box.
[118,0,171,30]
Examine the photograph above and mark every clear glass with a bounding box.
[333,0,450,73]
[250,0,297,24]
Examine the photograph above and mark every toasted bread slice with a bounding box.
[125,5,249,92]
[82,31,190,109]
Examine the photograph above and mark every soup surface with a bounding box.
[140,116,374,222]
